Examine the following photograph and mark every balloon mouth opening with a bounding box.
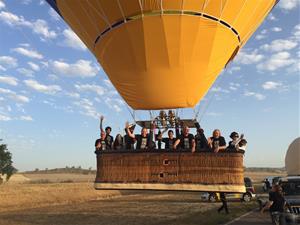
[94,10,241,47]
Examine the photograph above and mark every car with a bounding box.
[280,176,300,224]
[201,177,256,202]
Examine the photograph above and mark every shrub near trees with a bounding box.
[0,142,17,184]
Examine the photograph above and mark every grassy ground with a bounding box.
[0,182,121,213]
[0,171,283,225]
[0,190,257,225]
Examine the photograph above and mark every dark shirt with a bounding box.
[105,135,114,149]
[135,134,155,150]
[269,192,286,212]
[195,133,208,150]
[124,134,135,150]
[179,134,194,150]
[135,134,149,149]
[155,133,162,150]
[210,136,226,150]
[162,138,176,149]
[95,138,108,151]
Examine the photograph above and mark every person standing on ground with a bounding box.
[218,192,229,214]
[261,184,287,225]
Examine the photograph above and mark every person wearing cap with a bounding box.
[227,132,247,153]
[173,125,195,152]
[100,116,113,149]
[124,122,136,150]
[207,129,226,153]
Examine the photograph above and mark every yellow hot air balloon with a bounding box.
[46,0,278,110]
[46,1,280,193]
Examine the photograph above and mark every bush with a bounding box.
[0,143,17,182]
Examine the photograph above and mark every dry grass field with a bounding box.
[244,171,287,183]
[0,170,286,225]
[0,182,121,213]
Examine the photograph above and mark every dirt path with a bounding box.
[224,209,272,225]
[0,191,219,225]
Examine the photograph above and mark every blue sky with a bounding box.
[0,0,299,171]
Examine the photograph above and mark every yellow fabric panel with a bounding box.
[119,0,141,17]
[232,0,265,35]
[182,0,205,12]
[203,0,224,18]
[57,0,101,51]
[239,0,275,46]
[142,0,161,12]
[220,0,247,24]
[94,15,238,109]
[162,0,183,10]
[83,0,111,29]
[98,0,123,24]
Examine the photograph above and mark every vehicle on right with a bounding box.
[281,176,300,224]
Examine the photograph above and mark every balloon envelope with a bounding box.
[285,137,300,176]
[47,0,278,110]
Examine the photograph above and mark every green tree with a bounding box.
[0,143,17,182]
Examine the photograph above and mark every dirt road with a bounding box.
[0,191,223,225]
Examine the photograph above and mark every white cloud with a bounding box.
[0,76,18,86]
[235,50,264,65]
[0,11,31,27]
[27,62,40,71]
[12,47,43,59]
[48,8,60,21]
[292,24,300,40]
[227,66,241,74]
[271,27,282,32]
[61,29,87,51]
[0,56,18,69]
[0,11,56,39]
[257,52,295,71]
[278,0,300,10]
[0,114,11,121]
[17,68,34,77]
[32,19,57,39]
[75,84,105,96]
[21,0,32,5]
[0,1,5,9]
[104,79,113,87]
[73,98,100,119]
[210,87,230,93]
[260,39,298,52]
[24,79,61,95]
[255,29,268,40]
[267,13,277,21]
[0,88,30,103]
[51,60,99,78]
[229,82,240,91]
[287,60,300,73]
[19,115,33,121]
[48,74,59,81]
[262,81,283,90]
[255,34,267,40]
[244,91,266,100]
[65,92,80,99]
[103,97,124,112]
[0,65,5,71]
